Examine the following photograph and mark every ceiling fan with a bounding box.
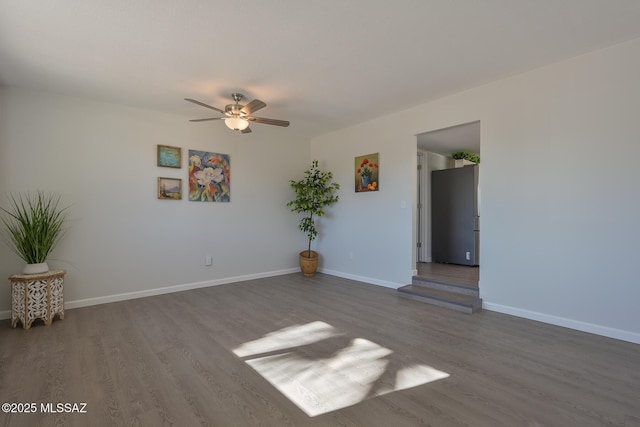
[184,93,290,134]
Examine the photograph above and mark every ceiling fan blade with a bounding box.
[184,98,224,114]
[241,127,252,134]
[241,99,266,115]
[248,116,290,127]
[189,117,224,122]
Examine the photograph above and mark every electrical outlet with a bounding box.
[465,252,471,261]
[205,256,212,266]
[349,251,354,260]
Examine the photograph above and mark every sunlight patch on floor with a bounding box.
[233,321,449,417]
[233,321,342,358]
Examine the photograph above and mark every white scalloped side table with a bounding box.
[9,269,65,329]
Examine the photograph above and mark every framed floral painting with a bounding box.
[188,150,231,202]
[158,177,182,200]
[355,153,379,192]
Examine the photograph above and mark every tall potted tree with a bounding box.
[287,160,340,276]
[1,191,69,274]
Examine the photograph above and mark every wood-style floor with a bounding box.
[416,262,479,287]
[1,273,638,426]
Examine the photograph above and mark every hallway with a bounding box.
[416,262,478,287]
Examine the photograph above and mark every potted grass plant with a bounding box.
[1,191,69,274]
[452,151,480,167]
[287,160,340,276]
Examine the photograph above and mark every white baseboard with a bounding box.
[5,270,636,346]
[483,302,640,345]
[319,268,403,289]
[0,268,299,321]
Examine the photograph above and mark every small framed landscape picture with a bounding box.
[158,177,182,200]
[157,144,181,168]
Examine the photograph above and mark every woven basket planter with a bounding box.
[299,250,319,276]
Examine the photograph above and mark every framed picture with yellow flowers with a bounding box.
[188,150,231,202]
[355,153,379,192]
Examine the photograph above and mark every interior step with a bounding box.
[397,279,482,314]
[411,276,479,297]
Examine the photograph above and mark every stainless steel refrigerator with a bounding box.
[431,164,479,266]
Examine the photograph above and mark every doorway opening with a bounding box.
[415,121,480,288]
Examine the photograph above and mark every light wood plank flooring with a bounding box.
[0,273,638,426]
[417,262,479,287]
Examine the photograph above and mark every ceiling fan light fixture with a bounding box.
[225,117,249,131]
[185,94,289,133]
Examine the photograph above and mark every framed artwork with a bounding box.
[188,150,231,202]
[157,144,182,168]
[158,177,182,200]
[355,153,379,192]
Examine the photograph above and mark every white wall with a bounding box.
[310,120,416,288]
[311,37,640,343]
[0,87,309,313]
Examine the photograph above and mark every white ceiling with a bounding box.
[417,121,480,156]
[2,1,640,138]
